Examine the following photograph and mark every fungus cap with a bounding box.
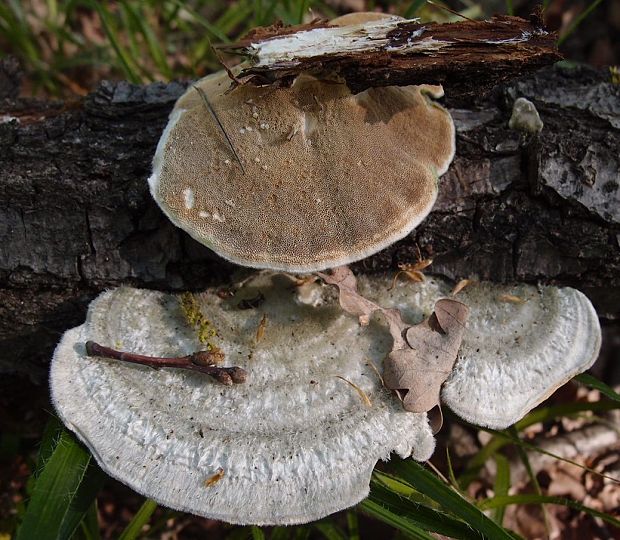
[439,282,601,428]
[359,276,601,428]
[50,274,600,524]
[51,274,435,525]
[149,71,454,272]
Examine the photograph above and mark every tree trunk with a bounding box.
[1,63,619,384]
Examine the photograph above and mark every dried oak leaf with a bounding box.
[317,266,407,349]
[318,267,469,414]
[384,299,469,413]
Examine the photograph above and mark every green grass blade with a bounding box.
[269,526,290,540]
[346,510,359,540]
[296,0,309,25]
[361,499,437,540]
[558,0,606,46]
[461,400,620,485]
[118,3,146,77]
[292,526,311,540]
[80,501,101,540]
[213,3,254,37]
[119,498,158,540]
[479,494,620,529]
[494,427,620,483]
[390,460,520,540]
[16,429,105,540]
[575,373,620,402]
[403,0,426,18]
[34,416,63,477]
[251,526,266,540]
[445,447,461,491]
[314,521,347,540]
[363,477,480,539]
[227,527,252,540]
[122,1,172,79]
[171,0,230,42]
[58,458,105,539]
[83,0,142,83]
[508,425,550,536]
[492,454,510,525]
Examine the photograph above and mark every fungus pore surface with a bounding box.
[149,71,454,272]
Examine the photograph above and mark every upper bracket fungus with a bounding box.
[149,68,454,272]
[51,273,601,524]
[148,12,561,273]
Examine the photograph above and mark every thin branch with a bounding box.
[426,0,477,22]
[85,341,247,385]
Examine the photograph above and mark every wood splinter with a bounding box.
[85,341,247,385]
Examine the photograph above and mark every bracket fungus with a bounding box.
[51,273,601,524]
[51,275,436,525]
[148,67,454,272]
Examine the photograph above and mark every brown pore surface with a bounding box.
[152,71,454,272]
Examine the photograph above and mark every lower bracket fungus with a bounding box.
[51,272,601,525]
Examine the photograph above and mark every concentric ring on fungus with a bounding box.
[50,274,600,525]
[51,275,435,525]
[148,70,454,272]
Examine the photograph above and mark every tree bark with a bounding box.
[225,14,561,104]
[1,63,619,383]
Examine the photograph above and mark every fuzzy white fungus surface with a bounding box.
[51,274,600,524]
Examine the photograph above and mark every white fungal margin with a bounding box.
[148,107,185,197]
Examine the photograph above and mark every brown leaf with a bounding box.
[204,468,225,487]
[383,299,469,413]
[318,267,470,418]
[394,260,433,275]
[317,266,407,348]
[256,313,267,343]
[497,294,527,304]
[334,376,372,408]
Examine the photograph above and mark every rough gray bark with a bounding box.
[1,63,619,383]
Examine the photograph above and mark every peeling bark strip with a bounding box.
[222,15,561,99]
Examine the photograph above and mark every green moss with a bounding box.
[179,292,218,350]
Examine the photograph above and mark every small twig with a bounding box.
[193,85,246,174]
[365,359,384,387]
[208,37,243,86]
[426,0,477,22]
[85,341,247,385]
